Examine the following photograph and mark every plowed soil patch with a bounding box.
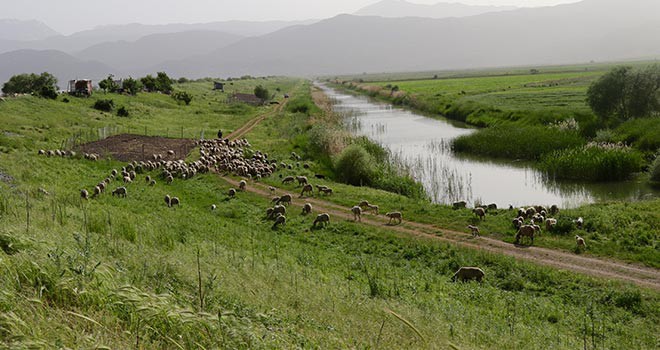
[77,134,196,162]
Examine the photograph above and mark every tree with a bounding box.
[122,77,142,95]
[140,75,157,92]
[1,72,58,99]
[155,72,173,93]
[254,85,269,100]
[98,74,119,93]
[172,91,193,105]
[587,65,660,126]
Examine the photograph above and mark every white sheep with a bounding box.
[296,176,308,186]
[149,180,157,186]
[452,201,467,210]
[351,206,362,222]
[123,176,132,184]
[269,186,276,193]
[386,212,402,225]
[575,235,586,250]
[228,188,237,198]
[467,225,480,237]
[545,218,557,231]
[170,197,180,207]
[80,189,89,200]
[299,184,313,197]
[164,194,171,207]
[211,204,217,211]
[472,207,486,220]
[575,217,584,229]
[239,180,247,191]
[313,213,330,228]
[272,214,286,229]
[319,187,333,195]
[302,203,312,215]
[112,187,127,197]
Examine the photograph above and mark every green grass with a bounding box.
[541,145,645,181]
[0,78,658,348]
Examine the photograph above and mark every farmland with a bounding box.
[0,78,658,349]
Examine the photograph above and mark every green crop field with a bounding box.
[0,78,658,349]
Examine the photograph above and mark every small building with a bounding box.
[68,79,93,96]
[213,82,224,92]
[229,93,264,106]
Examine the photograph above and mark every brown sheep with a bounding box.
[276,194,292,206]
[351,206,362,222]
[385,212,402,225]
[319,187,333,195]
[313,213,330,228]
[302,203,312,215]
[452,201,467,210]
[472,207,486,220]
[272,214,286,229]
[299,184,313,197]
[576,235,586,250]
[366,204,379,215]
[282,176,295,185]
[452,267,485,283]
[296,176,308,186]
[228,188,237,198]
[515,225,540,245]
[467,225,480,237]
[112,187,127,198]
[164,194,171,207]
[239,180,247,191]
[170,197,180,207]
[80,189,89,200]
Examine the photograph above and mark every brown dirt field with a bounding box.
[77,134,197,162]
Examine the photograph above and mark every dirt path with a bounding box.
[215,84,660,291]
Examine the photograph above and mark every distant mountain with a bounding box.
[354,0,517,18]
[78,31,244,72]
[0,19,316,55]
[0,19,59,41]
[157,0,660,77]
[0,50,117,87]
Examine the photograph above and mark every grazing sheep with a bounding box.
[270,205,287,219]
[358,200,370,208]
[269,186,276,193]
[238,180,247,191]
[366,204,379,215]
[164,194,171,207]
[385,212,402,225]
[167,150,175,156]
[515,225,540,245]
[277,194,293,206]
[302,203,312,215]
[575,235,586,250]
[452,201,467,210]
[170,197,180,207]
[314,174,326,179]
[282,176,295,185]
[351,206,362,222]
[313,213,330,228]
[319,187,333,195]
[80,189,89,200]
[531,214,544,225]
[111,169,118,177]
[228,188,237,198]
[517,208,526,218]
[487,203,497,211]
[211,204,217,211]
[123,176,132,184]
[550,204,559,215]
[472,207,486,220]
[112,187,127,198]
[575,217,584,229]
[272,214,286,229]
[512,217,524,229]
[300,184,313,197]
[149,180,157,186]
[166,175,174,185]
[38,149,45,155]
[271,196,281,204]
[266,207,274,218]
[92,186,102,198]
[296,176,308,186]
[38,188,50,196]
[525,207,536,218]
[545,218,557,231]
[316,184,328,193]
[467,225,480,237]
[452,267,485,283]
[145,175,151,183]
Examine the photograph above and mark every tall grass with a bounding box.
[452,126,584,160]
[541,143,644,181]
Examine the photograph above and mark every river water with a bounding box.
[318,84,659,208]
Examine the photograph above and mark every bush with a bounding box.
[93,99,114,112]
[541,144,644,181]
[334,144,376,186]
[172,91,193,105]
[117,106,129,117]
[452,126,584,160]
[122,77,142,95]
[286,97,318,115]
[614,117,660,152]
[650,155,660,185]
[254,85,269,100]
[2,72,58,99]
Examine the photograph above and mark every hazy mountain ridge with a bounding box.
[0,19,59,41]
[354,0,517,18]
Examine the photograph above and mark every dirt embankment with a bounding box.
[77,134,197,162]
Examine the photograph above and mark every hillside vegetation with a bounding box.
[0,79,658,348]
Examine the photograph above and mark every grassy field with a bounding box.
[0,78,658,348]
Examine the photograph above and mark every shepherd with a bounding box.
[217,129,223,139]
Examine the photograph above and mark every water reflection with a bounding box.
[317,83,659,208]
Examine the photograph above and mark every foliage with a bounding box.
[613,117,660,152]
[117,106,129,117]
[334,144,377,186]
[172,91,193,105]
[177,77,189,84]
[92,99,114,112]
[141,72,173,93]
[1,72,58,99]
[452,126,584,160]
[140,74,157,92]
[650,155,660,184]
[254,85,269,100]
[98,74,120,93]
[122,77,142,95]
[587,65,660,125]
[541,143,644,181]
[286,96,319,115]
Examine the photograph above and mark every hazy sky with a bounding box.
[3,0,582,34]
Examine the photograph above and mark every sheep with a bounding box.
[228,188,237,198]
[270,205,287,219]
[112,187,127,197]
[525,207,537,218]
[166,175,174,185]
[452,201,467,210]
[531,214,544,225]
[238,180,247,191]
[314,174,326,179]
[514,225,540,245]
[123,176,132,184]
[80,189,89,200]
[351,206,362,222]
[385,212,402,225]
[167,150,175,156]
[452,267,485,283]
[272,214,286,229]
[467,225,480,237]
[472,207,486,220]
[211,204,217,211]
[145,175,151,183]
[302,203,312,215]
[164,194,171,207]
[38,188,50,196]
[282,176,295,185]
[319,187,333,195]
[149,180,157,186]
[517,208,526,218]
[545,218,557,231]
[111,169,118,178]
[549,204,559,215]
[296,176,308,186]
[313,213,330,228]
[575,217,584,229]
[512,217,524,229]
[276,194,293,206]
[366,204,379,215]
[487,203,497,211]
[299,184,313,197]
[38,149,45,155]
[271,196,281,204]
[92,186,102,198]
[269,186,275,193]
[316,184,328,193]
[575,235,586,250]
[266,207,274,218]
[170,197,180,207]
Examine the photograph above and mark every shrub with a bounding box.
[650,155,660,184]
[613,117,660,152]
[334,144,376,186]
[117,106,129,117]
[254,85,269,100]
[286,97,318,115]
[122,77,142,95]
[452,126,584,160]
[172,91,193,105]
[93,99,114,112]
[2,72,58,99]
[541,143,644,181]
